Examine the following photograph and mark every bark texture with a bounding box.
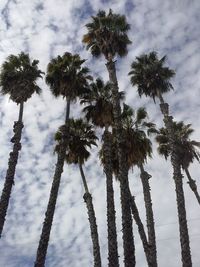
[83,192,102,267]
[160,102,192,267]
[34,100,70,267]
[102,130,119,267]
[185,168,200,205]
[79,163,102,267]
[129,189,151,266]
[106,59,135,267]
[139,165,157,267]
[0,102,24,237]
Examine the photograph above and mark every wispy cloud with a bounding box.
[0,0,200,266]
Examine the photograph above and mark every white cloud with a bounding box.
[0,0,200,266]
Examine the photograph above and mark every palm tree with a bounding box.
[101,104,157,266]
[121,104,158,267]
[54,118,101,267]
[34,52,92,267]
[155,121,200,205]
[0,52,43,237]
[129,51,192,266]
[83,10,135,266]
[81,78,122,267]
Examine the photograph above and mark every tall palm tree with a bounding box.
[101,104,157,266]
[121,104,158,267]
[54,118,101,267]
[129,51,192,266]
[0,52,43,237]
[81,78,123,267]
[34,52,92,267]
[155,121,200,205]
[83,10,135,267]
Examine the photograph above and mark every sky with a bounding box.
[0,0,200,266]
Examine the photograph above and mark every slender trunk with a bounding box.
[160,99,192,267]
[128,187,151,266]
[79,164,101,267]
[0,102,24,238]
[34,99,70,267]
[102,129,119,267]
[79,162,89,194]
[139,164,157,267]
[185,168,200,205]
[106,59,135,267]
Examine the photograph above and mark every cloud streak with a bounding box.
[0,0,200,266]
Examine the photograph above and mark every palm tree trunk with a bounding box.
[34,99,70,267]
[106,59,135,267]
[160,99,192,267]
[79,162,102,267]
[102,128,119,267]
[139,164,157,267]
[185,168,200,205]
[0,102,24,238]
[128,188,152,266]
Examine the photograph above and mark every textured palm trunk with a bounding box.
[184,168,200,205]
[34,99,70,267]
[128,187,152,266]
[79,163,102,267]
[139,164,157,267]
[106,58,135,267]
[160,100,192,267]
[102,129,119,267]
[0,102,24,238]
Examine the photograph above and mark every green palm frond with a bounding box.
[155,121,200,169]
[46,52,92,100]
[128,51,175,102]
[83,9,131,59]
[55,118,98,165]
[100,104,155,175]
[0,52,44,103]
[135,107,148,125]
[81,78,124,128]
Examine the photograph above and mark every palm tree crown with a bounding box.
[100,104,155,175]
[122,104,155,168]
[46,52,92,100]
[81,78,124,128]
[83,9,132,60]
[155,121,200,169]
[128,51,175,102]
[55,118,98,165]
[0,52,43,103]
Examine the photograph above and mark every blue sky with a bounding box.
[0,0,200,266]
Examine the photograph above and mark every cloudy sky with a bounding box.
[0,0,200,266]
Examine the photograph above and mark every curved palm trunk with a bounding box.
[160,100,192,267]
[34,99,70,267]
[184,168,200,205]
[106,59,135,267]
[79,162,102,267]
[139,164,157,267]
[128,187,152,266]
[102,129,119,267]
[0,102,24,238]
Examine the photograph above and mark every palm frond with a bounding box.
[0,52,44,103]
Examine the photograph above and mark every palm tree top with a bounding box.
[155,120,200,169]
[121,104,155,166]
[121,103,156,135]
[128,51,175,102]
[100,104,155,176]
[81,77,125,128]
[0,52,44,104]
[46,52,93,101]
[55,118,98,165]
[83,9,132,60]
